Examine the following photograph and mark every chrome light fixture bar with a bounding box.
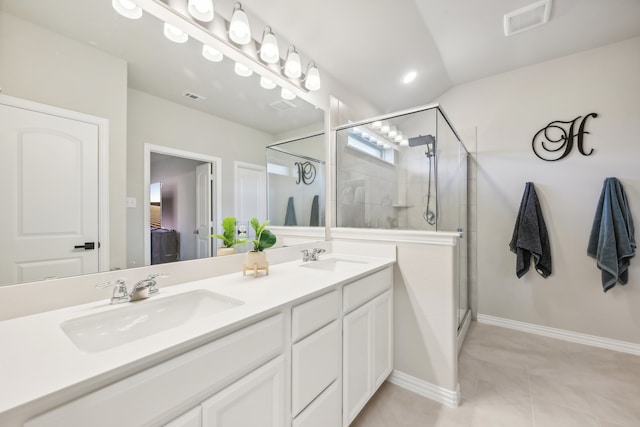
[128,0,325,103]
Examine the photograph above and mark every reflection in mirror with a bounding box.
[267,133,326,227]
[0,0,325,286]
[150,182,162,228]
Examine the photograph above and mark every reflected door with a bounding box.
[195,162,213,258]
[235,162,266,223]
[0,103,100,284]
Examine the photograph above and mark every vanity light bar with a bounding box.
[121,0,322,98]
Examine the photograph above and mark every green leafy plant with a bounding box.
[212,216,248,248]
[249,217,277,252]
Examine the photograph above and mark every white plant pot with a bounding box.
[245,250,267,267]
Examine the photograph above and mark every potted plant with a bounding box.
[244,217,277,270]
[212,216,248,256]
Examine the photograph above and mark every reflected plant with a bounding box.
[212,216,249,248]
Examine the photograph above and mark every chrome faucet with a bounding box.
[301,248,326,262]
[310,248,326,261]
[97,273,168,304]
[129,273,168,301]
[96,279,130,304]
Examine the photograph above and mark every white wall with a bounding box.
[0,11,128,270]
[127,89,274,267]
[437,36,640,344]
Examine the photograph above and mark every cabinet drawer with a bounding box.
[292,320,341,417]
[292,290,339,342]
[293,380,341,427]
[26,314,284,427]
[343,267,392,313]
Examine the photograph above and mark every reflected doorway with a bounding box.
[144,144,221,265]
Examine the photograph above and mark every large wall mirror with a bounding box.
[0,0,325,286]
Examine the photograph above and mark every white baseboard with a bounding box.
[477,314,640,356]
[387,370,460,408]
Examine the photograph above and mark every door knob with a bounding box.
[74,242,95,250]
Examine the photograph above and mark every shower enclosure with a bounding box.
[266,133,326,227]
[335,105,469,329]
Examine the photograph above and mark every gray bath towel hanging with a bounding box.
[309,195,320,226]
[284,196,297,226]
[587,177,636,292]
[509,182,552,278]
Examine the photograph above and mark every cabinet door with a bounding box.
[202,356,285,427]
[292,320,341,416]
[371,290,393,390]
[164,407,201,427]
[342,304,372,427]
[293,380,341,427]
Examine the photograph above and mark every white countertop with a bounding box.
[0,251,394,420]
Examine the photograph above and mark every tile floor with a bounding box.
[352,321,640,427]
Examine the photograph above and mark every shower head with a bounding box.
[409,134,436,157]
[408,134,435,147]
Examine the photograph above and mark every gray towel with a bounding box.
[587,177,636,292]
[309,195,320,226]
[284,196,297,226]
[509,182,552,278]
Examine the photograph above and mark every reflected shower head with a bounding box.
[408,134,436,158]
[408,134,435,147]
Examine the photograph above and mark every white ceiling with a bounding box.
[240,0,640,114]
[2,0,640,128]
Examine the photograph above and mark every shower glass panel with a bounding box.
[335,105,469,329]
[267,133,325,227]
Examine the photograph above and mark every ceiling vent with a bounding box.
[183,91,206,101]
[504,0,552,37]
[269,99,296,112]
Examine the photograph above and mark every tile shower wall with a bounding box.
[337,140,398,229]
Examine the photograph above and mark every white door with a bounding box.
[201,356,285,427]
[235,162,266,224]
[195,162,213,258]
[0,103,100,284]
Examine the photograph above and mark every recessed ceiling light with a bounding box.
[402,70,417,84]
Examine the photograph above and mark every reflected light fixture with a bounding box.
[202,44,223,62]
[284,46,302,78]
[394,133,403,143]
[229,3,251,45]
[281,87,296,100]
[234,62,253,77]
[304,62,321,91]
[188,0,214,22]
[259,27,280,64]
[388,126,398,139]
[402,70,417,84]
[260,76,276,89]
[371,121,382,129]
[380,122,390,133]
[400,139,409,147]
[112,0,142,19]
[164,22,188,43]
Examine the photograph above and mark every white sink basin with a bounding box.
[300,258,368,272]
[61,290,243,352]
